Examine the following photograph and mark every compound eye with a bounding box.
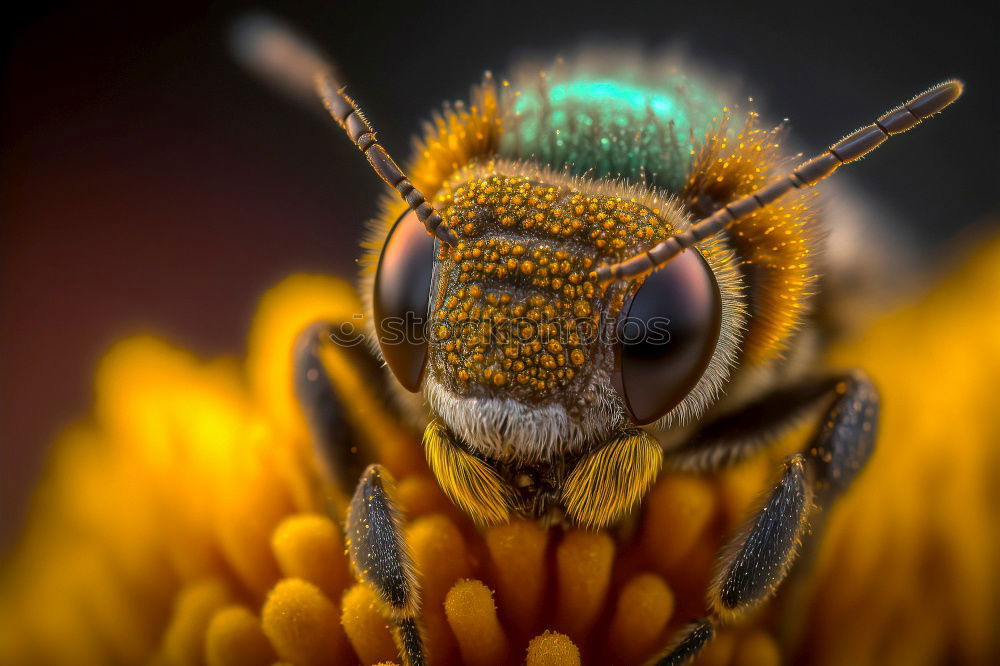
[373,210,435,392]
[614,249,722,425]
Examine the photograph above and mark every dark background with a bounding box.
[1,0,996,549]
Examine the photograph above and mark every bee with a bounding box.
[235,16,962,666]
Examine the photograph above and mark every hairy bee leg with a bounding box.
[664,375,843,472]
[647,459,810,666]
[347,464,425,666]
[293,321,386,492]
[654,371,879,665]
[653,619,715,666]
[709,454,812,618]
[805,371,880,501]
[711,370,878,616]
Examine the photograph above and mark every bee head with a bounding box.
[372,163,740,461]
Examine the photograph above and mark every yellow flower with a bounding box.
[3,237,1000,665]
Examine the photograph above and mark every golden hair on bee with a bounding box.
[423,421,516,525]
[561,430,664,528]
[684,113,821,366]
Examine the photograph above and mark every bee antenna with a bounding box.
[315,73,458,246]
[229,13,457,246]
[595,80,965,285]
[230,13,329,103]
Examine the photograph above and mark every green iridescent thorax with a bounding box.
[499,76,722,191]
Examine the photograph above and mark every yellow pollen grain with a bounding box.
[526,631,581,666]
[261,578,348,666]
[554,531,615,641]
[605,574,674,664]
[205,605,276,666]
[340,583,397,665]
[569,350,585,366]
[444,579,512,665]
[271,514,351,603]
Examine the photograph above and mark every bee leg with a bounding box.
[347,464,425,666]
[653,371,879,664]
[650,453,812,666]
[665,374,844,472]
[711,370,879,614]
[293,321,388,493]
[654,620,715,666]
[801,370,880,502]
[707,453,813,620]
[299,326,428,664]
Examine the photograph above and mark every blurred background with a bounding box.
[1,0,996,551]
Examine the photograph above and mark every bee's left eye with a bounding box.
[613,250,722,425]
[373,210,435,392]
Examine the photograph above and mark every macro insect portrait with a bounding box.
[2,3,998,666]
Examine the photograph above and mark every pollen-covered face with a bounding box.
[372,163,739,463]
[429,174,654,403]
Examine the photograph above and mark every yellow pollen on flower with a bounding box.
[527,631,582,666]
[444,579,512,665]
[261,578,349,666]
[405,514,473,661]
[640,475,717,574]
[554,531,615,641]
[483,520,548,638]
[271,513,351,602]
[205,605,276,666]
[340,584,397,664]
[605,573,675,664]
[395,474,458,518]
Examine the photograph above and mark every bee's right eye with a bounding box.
[373,210,435,392]
[612,249,722,425]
